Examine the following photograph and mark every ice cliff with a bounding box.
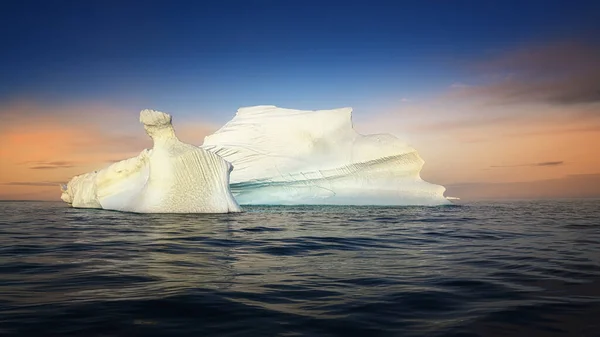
[60,109,241,213]
[202,105,449,205]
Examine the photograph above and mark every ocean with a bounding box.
[1,200,599,336]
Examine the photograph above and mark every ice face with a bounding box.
[60,110,241,213]
[202,106,449,206]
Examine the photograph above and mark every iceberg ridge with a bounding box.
[202,106,449,205]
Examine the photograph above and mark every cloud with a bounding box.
[446,174,600,200]
[411,112,517,132]
[366,39,600,143]
[2,181,64,187]
[386,39,600,138]
[490,161,564,168]
[25,160,76,169]
[536,161,564,167]
[30,165,73,170]
[503,124,600,137]
[453,39,600,106]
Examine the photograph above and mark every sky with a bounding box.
[1,0,599,200]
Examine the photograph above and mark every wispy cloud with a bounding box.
[368,38,600,141]
[2,181,64,187]
[536,161,564,167]
[502,124,600,137]
[446,174,600,200]
[491,161,564,168]
[25,160,76,170]
[452,39,600,107]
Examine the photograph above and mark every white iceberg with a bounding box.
[202,105,449,205]
[61,109,241,213]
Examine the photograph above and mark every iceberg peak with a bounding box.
[139,109,178,143]
[140,109,172,126]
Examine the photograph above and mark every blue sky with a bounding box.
[3,0,599,122]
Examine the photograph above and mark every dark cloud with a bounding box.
[490,161,564,168]
[536,161,564,166]
[26,160,76,170]
[454,39,600,107]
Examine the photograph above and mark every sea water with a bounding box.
[1,200,599,336]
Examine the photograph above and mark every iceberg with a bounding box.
[202,105,449,205]
[61,109,241,213]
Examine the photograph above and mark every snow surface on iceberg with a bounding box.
[61,109,241,213]
[202,105,449,205]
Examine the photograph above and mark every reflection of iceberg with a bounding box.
[61,110,241,213]
[202,106,449,205]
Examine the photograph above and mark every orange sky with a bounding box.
[1,99,598,201]
[0,102,217,200]
[359,104,600,200]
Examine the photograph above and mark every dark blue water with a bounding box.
[1,200,599,336]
